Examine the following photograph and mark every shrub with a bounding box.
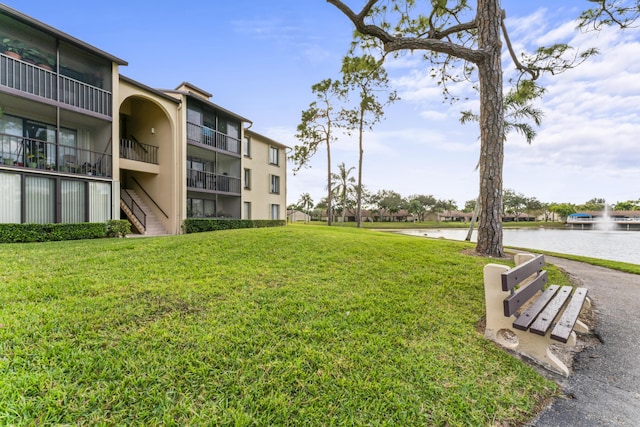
[107,220,132,238]
[182,219,286,234]
[0,223,107,243]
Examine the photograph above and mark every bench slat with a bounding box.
[512,284,560,331]
[501,254,545,291]
[551,288,588,343]
[529,286,573,335]
[503,270,549,317]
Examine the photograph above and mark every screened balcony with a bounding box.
[186,121,241,155]
[0,52,112,117]
[0,132,112,177]
[186,168,241,195]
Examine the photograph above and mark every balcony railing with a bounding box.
[186,122,241,155]
[0,53,112,117]
[120,138,159,164]
[187,168,241,194]
[0,132,112,178]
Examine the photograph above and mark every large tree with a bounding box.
[408,194,437,222]
[341,55,398,228]
[326,0,594,256]
[291,79,347,226]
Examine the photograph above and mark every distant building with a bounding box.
[287,210,310,223]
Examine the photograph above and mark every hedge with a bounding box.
[0,223,106,243]
[182,218,286,234]
[0,220,132,243]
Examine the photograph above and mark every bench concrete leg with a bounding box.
[573,319,589,334]
[516,330,572,377]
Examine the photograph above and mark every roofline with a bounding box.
[162,88,252,124]
[245,129,289,149]
[174,81,212,99]
[120,75,181,104]
[0,4,128,66]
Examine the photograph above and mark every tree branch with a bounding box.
[501,16,539,80]
[326,0,486,64]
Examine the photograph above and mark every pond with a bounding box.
[397,228,640,265]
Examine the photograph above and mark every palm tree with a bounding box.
[331,162,356,224]
[297,193,314,223]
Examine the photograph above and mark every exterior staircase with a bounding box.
[120,188,168,236]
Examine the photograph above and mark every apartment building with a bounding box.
[242,129,288,221]
[0,4,287,234]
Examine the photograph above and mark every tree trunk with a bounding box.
[465,196,480,241]
[356,108,364,228]
[326,135,333,226]
[475,0,504,257]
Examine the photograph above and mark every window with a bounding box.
[269,146,279,165]
[243,136,251,157]
[244,202,251,220]
[0,172,21,223]
[271,204,280,220]
[61,180,85,223]
[244,169,251,189]
[25,176,55,224]
[187,198,216,218]
[89,182,111,222]
[270,175,280,194]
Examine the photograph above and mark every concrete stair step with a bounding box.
[121,189,167,236]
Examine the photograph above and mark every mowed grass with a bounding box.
[0,226,560,426]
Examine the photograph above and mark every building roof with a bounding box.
[161,82,252,125]
[245,129,289,149]
[0,4,128,66]
[120,75,181,104]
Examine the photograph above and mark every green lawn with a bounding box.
[0,226,562,426]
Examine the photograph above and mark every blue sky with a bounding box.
[6,1,639,208]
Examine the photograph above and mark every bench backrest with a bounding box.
[501,254,545,291]
[501,254,548,317]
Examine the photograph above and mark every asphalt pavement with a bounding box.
[529,257,640,426]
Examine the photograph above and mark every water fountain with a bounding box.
[595,203,616,231]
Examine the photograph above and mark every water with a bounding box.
[398,228,640,265]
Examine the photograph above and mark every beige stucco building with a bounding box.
[0,4,287,235]
[242,129,288,221]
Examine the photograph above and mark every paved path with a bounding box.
[530,257,640,426]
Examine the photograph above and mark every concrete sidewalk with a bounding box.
[530,257,640,426]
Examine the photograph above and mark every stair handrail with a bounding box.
[130,135,149,153]
[131,176,169,219]
[121,189,147,229]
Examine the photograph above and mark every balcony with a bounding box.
[0,132,112,178]
[187,122,240,156]
[120,138,159,164]
[187,168,241,194]
[0,52,112,117]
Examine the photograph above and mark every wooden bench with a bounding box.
[483,253,590,376]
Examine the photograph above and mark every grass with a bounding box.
[0,226,566,426]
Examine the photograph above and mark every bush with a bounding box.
[107,220,131,238]
[0,223,108,243]
[182,219,286,234]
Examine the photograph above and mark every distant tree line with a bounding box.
[288,189,640,223]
